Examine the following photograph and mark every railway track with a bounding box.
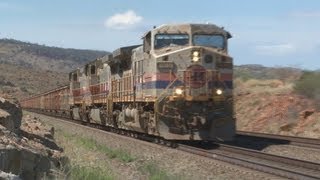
[179,142,320,180]
[26,110,320,179]
[237,130,320,149]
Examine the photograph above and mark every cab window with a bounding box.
[193,34,225,49]
[154,34,189,49]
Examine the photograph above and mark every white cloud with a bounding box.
[105,10,143,30]
[254,43,297,56]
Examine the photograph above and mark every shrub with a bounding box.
[294,71,320,103]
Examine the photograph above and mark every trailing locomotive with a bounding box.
[21,23,235,141]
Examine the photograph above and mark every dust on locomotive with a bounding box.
[69,23,235,141]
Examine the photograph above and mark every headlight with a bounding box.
[175,88,183,95]
[192,50,200,62]
[192,56,200,62]
[193,51,199,57]
[216,89,223,95]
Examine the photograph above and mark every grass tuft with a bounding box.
[61,132,136,163]
[97,144,136,163]
[139,162,179,180]
[70,165,114,180]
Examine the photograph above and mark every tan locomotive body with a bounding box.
[21,23,235,141]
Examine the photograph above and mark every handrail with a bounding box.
[155,77,178,104]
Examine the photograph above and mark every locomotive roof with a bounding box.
[143,23,231,39]
[112,45,140,59]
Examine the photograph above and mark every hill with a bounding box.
[0,38,109,98]
[0,38,108,72]
[234,64,302,83]
[0,63,67,98]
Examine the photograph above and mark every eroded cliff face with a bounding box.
[0,96,69,179]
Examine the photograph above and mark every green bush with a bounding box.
[294,71,320,100]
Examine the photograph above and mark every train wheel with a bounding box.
[154,138,160,144]
[169,141,178,148]
[85,112,90,122]
[112,110,120,128]
[70,111,74,120]
[80,111,90,122]
[99,110,106,125]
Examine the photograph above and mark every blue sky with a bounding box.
[1,0,320,69]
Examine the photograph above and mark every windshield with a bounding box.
[193,34,225,48]
[154,34,189,49]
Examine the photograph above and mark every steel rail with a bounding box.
[237,130,320,149]
[178,143,320,180]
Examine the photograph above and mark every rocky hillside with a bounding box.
[0,39,109,99]
[0,39,108,72]
[0,63,68,98]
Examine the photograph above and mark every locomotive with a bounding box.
[21,23,235,141]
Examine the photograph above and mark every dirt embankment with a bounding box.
[235,80,320,138]
[0,96,68,179]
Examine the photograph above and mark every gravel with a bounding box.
[261,144,320,163]
[26,111,281,180]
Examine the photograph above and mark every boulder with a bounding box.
[0,97,22,133]
[300,109,315,119]
[0,125,65,179]
[0,144,53,179]
[0,113,70,179]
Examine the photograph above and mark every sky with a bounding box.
[1,0,320,70]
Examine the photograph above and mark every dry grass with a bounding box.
[53,128,117,179]
[69,165,114,180]
[46,124,177,180]
[61,131,136,163]
[235,78,293,94]
[245,79,283,88]
[139,162,179,180]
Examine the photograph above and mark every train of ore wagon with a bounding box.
[21,23,235,141]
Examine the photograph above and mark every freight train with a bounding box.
[21,23,235,141]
